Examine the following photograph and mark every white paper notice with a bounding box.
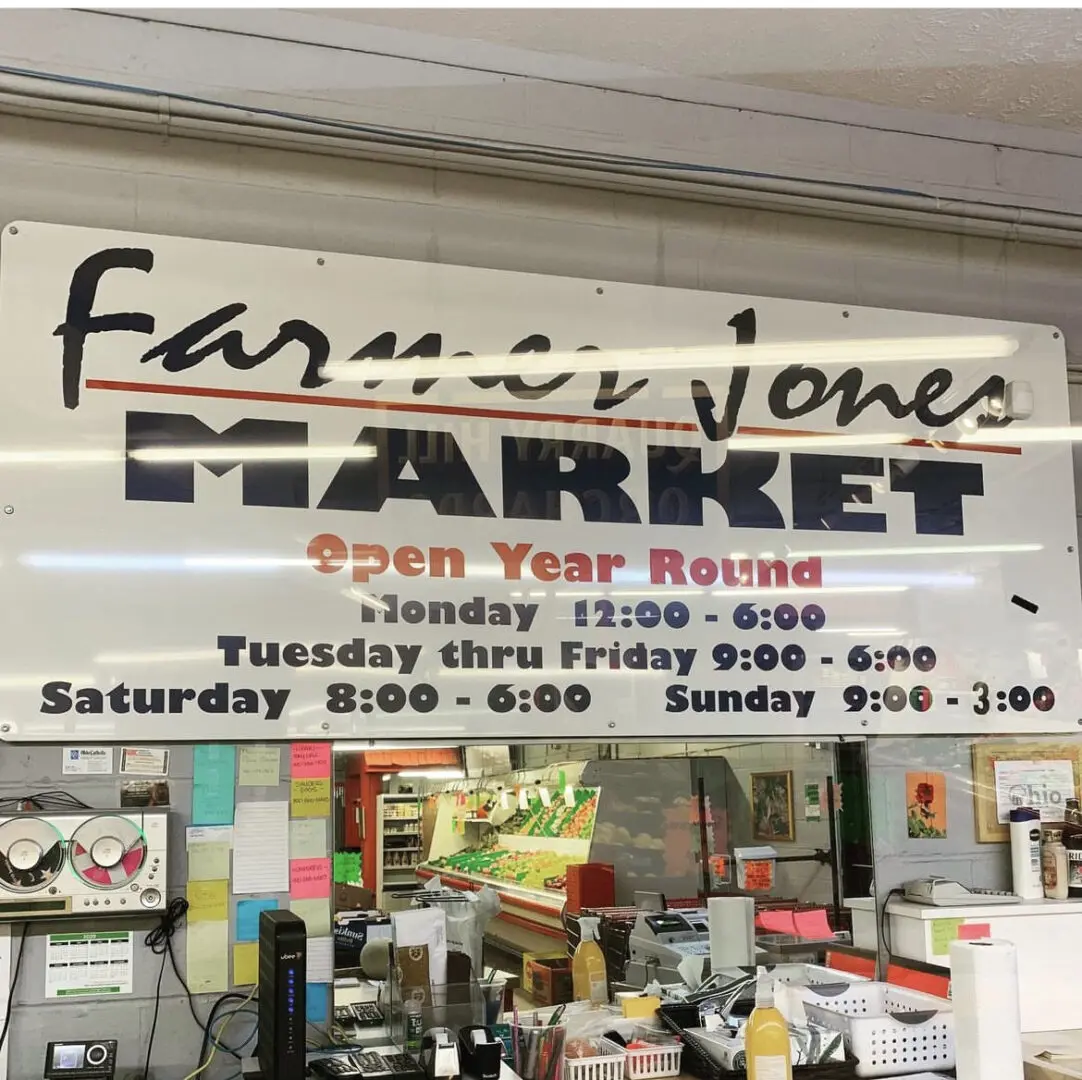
[233,802,289,894]
[62,747,113,775]
[306,936,335,983]
[289,819,327,859]
[120,747,170,776]
[46,931,133,997]
[187,826,234,846]
[994,758,1077,822]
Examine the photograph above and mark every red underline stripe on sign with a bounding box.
[84,378,1022,455]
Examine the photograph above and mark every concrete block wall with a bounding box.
[867,735,1082,903]
[0,744,331,1080]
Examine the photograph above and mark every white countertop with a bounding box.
[886,896,1082,920]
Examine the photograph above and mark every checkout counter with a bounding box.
[621,904,849,989]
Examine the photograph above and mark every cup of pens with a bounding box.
[513,1017,566,1080]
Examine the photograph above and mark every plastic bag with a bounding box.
[422,877,501,974]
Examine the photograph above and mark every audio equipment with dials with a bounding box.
[0,809,167,919]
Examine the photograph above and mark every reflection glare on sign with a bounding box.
[322,334,1021,382]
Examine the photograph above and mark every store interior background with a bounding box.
[330,739,870,1006]
[2,733,1075,1078]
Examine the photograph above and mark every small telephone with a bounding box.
[902,877,1021,907]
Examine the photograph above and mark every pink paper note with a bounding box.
[793,909,834,940]
[757,909,797,935]
[958,922,990,941]
[291,743,331,779]
[290,858,331,900]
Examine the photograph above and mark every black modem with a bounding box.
[255,909,307,1080]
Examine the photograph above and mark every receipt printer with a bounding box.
[627,910,711,986]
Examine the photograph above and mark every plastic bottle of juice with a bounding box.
[745,969,793,1080]
[571,917,608,1004]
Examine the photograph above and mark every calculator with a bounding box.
[381,1053,425,1080]
[351,1003,385,1026]
[352,1053,393,1077]
[311,1057,362,1079]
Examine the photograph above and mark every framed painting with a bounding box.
[751,770,795,841]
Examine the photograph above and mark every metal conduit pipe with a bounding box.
[4,70,1082,253]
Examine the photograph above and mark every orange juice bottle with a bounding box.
[571,917,608,1004]
[745,970,793,1080]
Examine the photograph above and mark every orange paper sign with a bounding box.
[742,859,774,891]
[291,743,331,779]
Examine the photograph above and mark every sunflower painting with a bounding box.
[751,771,795,842]
[906,771,947,839]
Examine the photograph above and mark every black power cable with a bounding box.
[878,887,903,971]
[0,923,29,1054]
[199,992,261,1070]
[143,896,192,1079]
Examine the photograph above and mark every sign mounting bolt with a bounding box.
[317,257,325,266]
[321,722,330,731]
[608,721,616,729]
[0,724,10,734]
[3,506,13,515]
[860,718,869,726]
[7,226,16,235]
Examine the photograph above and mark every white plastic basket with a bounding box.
[765,962,869,986]
[562,1040,627,1080]
[602,1037,683,1080]
[801,981,954,1078]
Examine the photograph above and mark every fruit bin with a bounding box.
[603,1034,684,1080]
[562,1040,628,1080]
[800,981,954,1078]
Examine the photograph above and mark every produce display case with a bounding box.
[417,757,734,959]
[418,785,600,953]
[426,788,599,890]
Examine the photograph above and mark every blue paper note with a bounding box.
[306,984,329,1024]
[236,898,279,942]
[192,744,236,825]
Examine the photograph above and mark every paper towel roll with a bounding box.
[949,938,1023,1080]
[707,896,755,969]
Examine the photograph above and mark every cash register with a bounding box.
[626,909,712,986]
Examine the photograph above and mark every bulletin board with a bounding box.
[186,741,336,1016]
[971,739,1082,842]
[0,742,336,1075]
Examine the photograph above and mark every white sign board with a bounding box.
[0,221,1078,741]
[993,758,1077,822]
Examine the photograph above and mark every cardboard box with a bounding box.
[335,883,375,911]
[523,951,574,1007]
